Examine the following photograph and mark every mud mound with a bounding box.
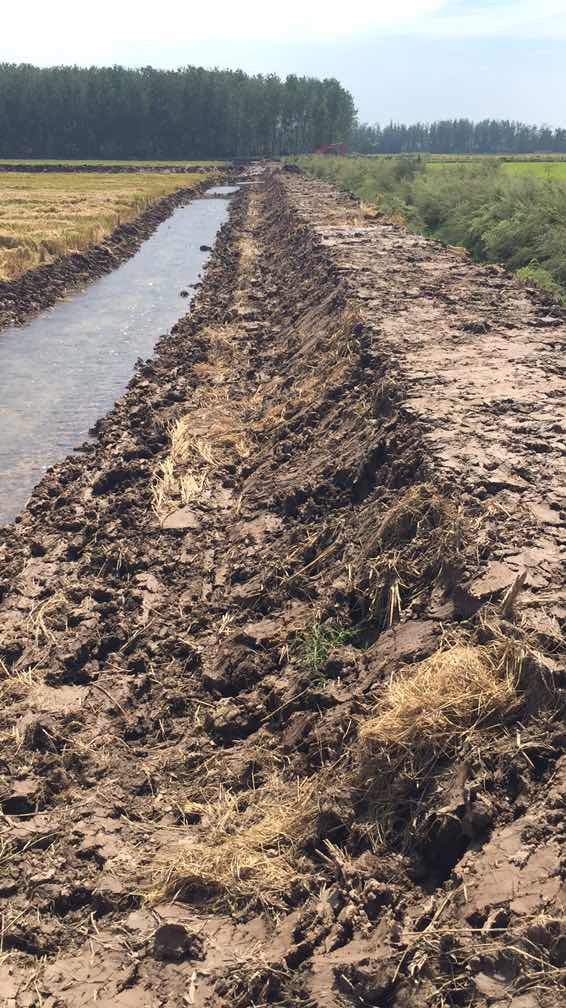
[0,169,564,1006]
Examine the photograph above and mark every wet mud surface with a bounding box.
[0,169,564,1006]
[0,180,230,332]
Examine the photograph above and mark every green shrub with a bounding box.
[298,156,566,302]
[516,263,565,302]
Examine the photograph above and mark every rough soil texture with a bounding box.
[0,180,226,332]
[0,168,564,1007]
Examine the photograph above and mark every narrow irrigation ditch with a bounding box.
[0,167,564,1007]
[0,186,236,524]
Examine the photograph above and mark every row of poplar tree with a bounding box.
[351,119,566,155]
[3,64,563,159]
[0,63,356,159]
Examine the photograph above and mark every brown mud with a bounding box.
[0,168,564,1007]
[0,179,230,331]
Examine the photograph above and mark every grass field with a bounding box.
[427,159,566,178]
[426,153,566,163]
[502,161,566,177]
[0,170,215,281]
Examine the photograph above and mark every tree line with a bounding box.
[0,63,355,159]
[352,119,566,155]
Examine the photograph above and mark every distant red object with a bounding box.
[314,143,347,156]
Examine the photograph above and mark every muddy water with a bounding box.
[0,190,235,525]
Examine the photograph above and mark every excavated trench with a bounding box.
[0,168,564,1007]
[0,187,236,524]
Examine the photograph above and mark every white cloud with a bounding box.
[6,1,444,49]
[413,0,566,39]
[3,0,564,65]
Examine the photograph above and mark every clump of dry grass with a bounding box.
[359,639,526,844]
[374,484,461,550]
[215,955,293,1008]
[0,666,44,718]
[360,643,520,755]
[27,592,69,645]
[148,775,322,909]
[152,404,252,521]
[360,483,478,627]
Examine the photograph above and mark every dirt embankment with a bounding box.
[0,169,564,1007]
[0,179,228,331]
[0,164,220,174]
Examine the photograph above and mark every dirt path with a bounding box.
[0,168,564,1007]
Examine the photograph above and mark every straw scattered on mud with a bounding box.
[0,166,564,1008]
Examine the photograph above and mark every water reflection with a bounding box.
[0,193,232,525]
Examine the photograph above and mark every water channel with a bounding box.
[0,186,237,525]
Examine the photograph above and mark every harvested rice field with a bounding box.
[0,164,564,1007]
[0,170,214,280]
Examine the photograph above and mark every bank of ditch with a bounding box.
[0,163,220,173]
[0,167,564,1007]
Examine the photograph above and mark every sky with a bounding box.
[3,0,566,125]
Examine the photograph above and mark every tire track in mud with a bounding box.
[0,170,564,1006]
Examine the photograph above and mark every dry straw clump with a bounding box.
[360,643,520,756]
[361,483,478,627]
[27,591,69,645]
[359,640,525,843]
[148,775,321,910]
[151,402,253,521]
[374,484,461,549]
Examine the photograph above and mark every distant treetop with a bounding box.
[351,119,566,155]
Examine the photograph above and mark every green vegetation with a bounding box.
[427,159,566,179]
[298,155,566,303]
[294,620,353,678]
[503,161,566,179]
[0,171,212,280]
[429,153,566,163]
[0,64,354,159]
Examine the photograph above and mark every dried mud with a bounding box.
[0,179,228,331]
[0,168,564,1007]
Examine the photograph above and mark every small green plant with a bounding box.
[294,620,354,680]
[516,262,565,303]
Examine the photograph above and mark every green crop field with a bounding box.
[502,161,566,178]
[426,153,566,163]
[426,158,566,178]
